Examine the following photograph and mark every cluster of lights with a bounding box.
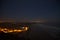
[0,27,28,33]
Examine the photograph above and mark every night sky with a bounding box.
[0,0,60,21]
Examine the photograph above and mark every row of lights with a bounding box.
[0,27,28,33]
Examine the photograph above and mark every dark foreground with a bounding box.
[0,33,30,40]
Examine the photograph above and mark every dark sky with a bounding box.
[0,0,60,21]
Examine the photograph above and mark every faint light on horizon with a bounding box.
[31,21,41,22]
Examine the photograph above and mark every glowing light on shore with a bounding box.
[0,26,28,33]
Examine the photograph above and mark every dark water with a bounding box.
[29,24,60,40]
[0,23,60,40]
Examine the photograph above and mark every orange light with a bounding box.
[14,29,18,32]
[3,30,8,33]
[23,27,28,31]
[0,26,29,33]
[1,29,4,31]
[25,27,28,30]
[8,30,13,32]
[17,30,22,32]
[4,28,7,30]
